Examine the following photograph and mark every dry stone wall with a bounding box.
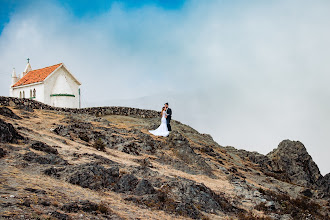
[0,96,159,118]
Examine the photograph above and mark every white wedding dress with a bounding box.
[149,111,169,137]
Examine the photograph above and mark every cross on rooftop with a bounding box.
[27,58,30,63]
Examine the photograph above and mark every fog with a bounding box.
[0,0,329,175]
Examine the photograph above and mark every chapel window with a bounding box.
[23,91,25,98]
[30,90,32,98]
[33,89,36,98]
[19,91,22,98]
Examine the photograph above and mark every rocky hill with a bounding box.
[0,98,329,219]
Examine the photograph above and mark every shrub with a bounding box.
[256,188,324,218]
[92,139,106,151]
[79,132,90,142]
[97,203,109,214]
[237,211,272,220]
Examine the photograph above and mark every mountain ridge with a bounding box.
[0,97,329,219]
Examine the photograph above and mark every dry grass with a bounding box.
[1,107,329,219]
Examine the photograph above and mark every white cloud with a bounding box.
[0,0,330,174]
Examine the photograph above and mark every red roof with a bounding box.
[12,63,62,87]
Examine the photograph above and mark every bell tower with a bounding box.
[11,68,17,86]
[23,58,32,76]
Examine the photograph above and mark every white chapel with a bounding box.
[10,60,81,108]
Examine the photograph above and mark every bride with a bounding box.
[149,107,169,137]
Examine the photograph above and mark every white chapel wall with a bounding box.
[44,66,80,108]
[11,84,45,102]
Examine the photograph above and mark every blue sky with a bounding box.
[0,0,185,33]
[0,0,330,175]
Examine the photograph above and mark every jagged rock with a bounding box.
[200,145,217,157]
[168,131,214,177]
[53,121,113,151]
[23,151,68,165]
[53,121,93,137]
[78,132,90,142]
[62,200,98,213]
[317,173,330,196]
[30,141,58,154]
[0,148,6,158]
[224,147,273,172]
[130,129,159,153]
[64,163,119,190]
[77,200,99,212]
[39,200,51,206]
[0,119,24,143]
[134,158,153,168]
[82,153,118,165]
[115,174,139,193]
[24,188,46,194]
[265,201,276,210]
[44,167,65,178]
[50,211,69,220]
[126,193,203,219]
[175,203,202,219]
[267,140,322,187]
[14,105,34,112]
[161,179,239,214]
[21,199,31,207]
[129,178,243,219]
[301,189,313,198]
[0,107,21,119]
[61,202,79,212]
[134,179,156,195]
[117,142,140,155]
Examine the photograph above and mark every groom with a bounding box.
[164,103,172,131]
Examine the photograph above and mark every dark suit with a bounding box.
[166,108,172,131]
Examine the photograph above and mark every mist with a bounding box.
[0,0,330,175]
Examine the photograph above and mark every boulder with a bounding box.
[24,187,46,194]
[134,179,156,195]
[129,178,243,219]
[168,131,214,176]
[117,142,140,156]
[115,174,139,193]
[50,211,69,220]
[62,200,98,213]
[0,107,21,119]
[64,163,119,190]
[30,141,58,154]
[0,119,24,143]
[0,147,6,158]
[23,151,68,165]
[317,173,330,196]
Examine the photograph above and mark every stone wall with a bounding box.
[0,96,159,118]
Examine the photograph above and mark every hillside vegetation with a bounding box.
[0,104,329,219]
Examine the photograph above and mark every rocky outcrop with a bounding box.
[134,179,156,195]
[1,104,329,219]
[225,147,273,171]
[115,174,139,193]
[127,178,244,219]
[45,163,120,190]
[0,119,24,143]
[0,148,6,158]
[317,173,330,197]
[22,151,68,165]
[30,141,59,155]
[167,131,214,177]
[0,107,21,119]
[267,140,322,187]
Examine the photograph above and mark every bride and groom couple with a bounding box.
[149,103,172,137]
